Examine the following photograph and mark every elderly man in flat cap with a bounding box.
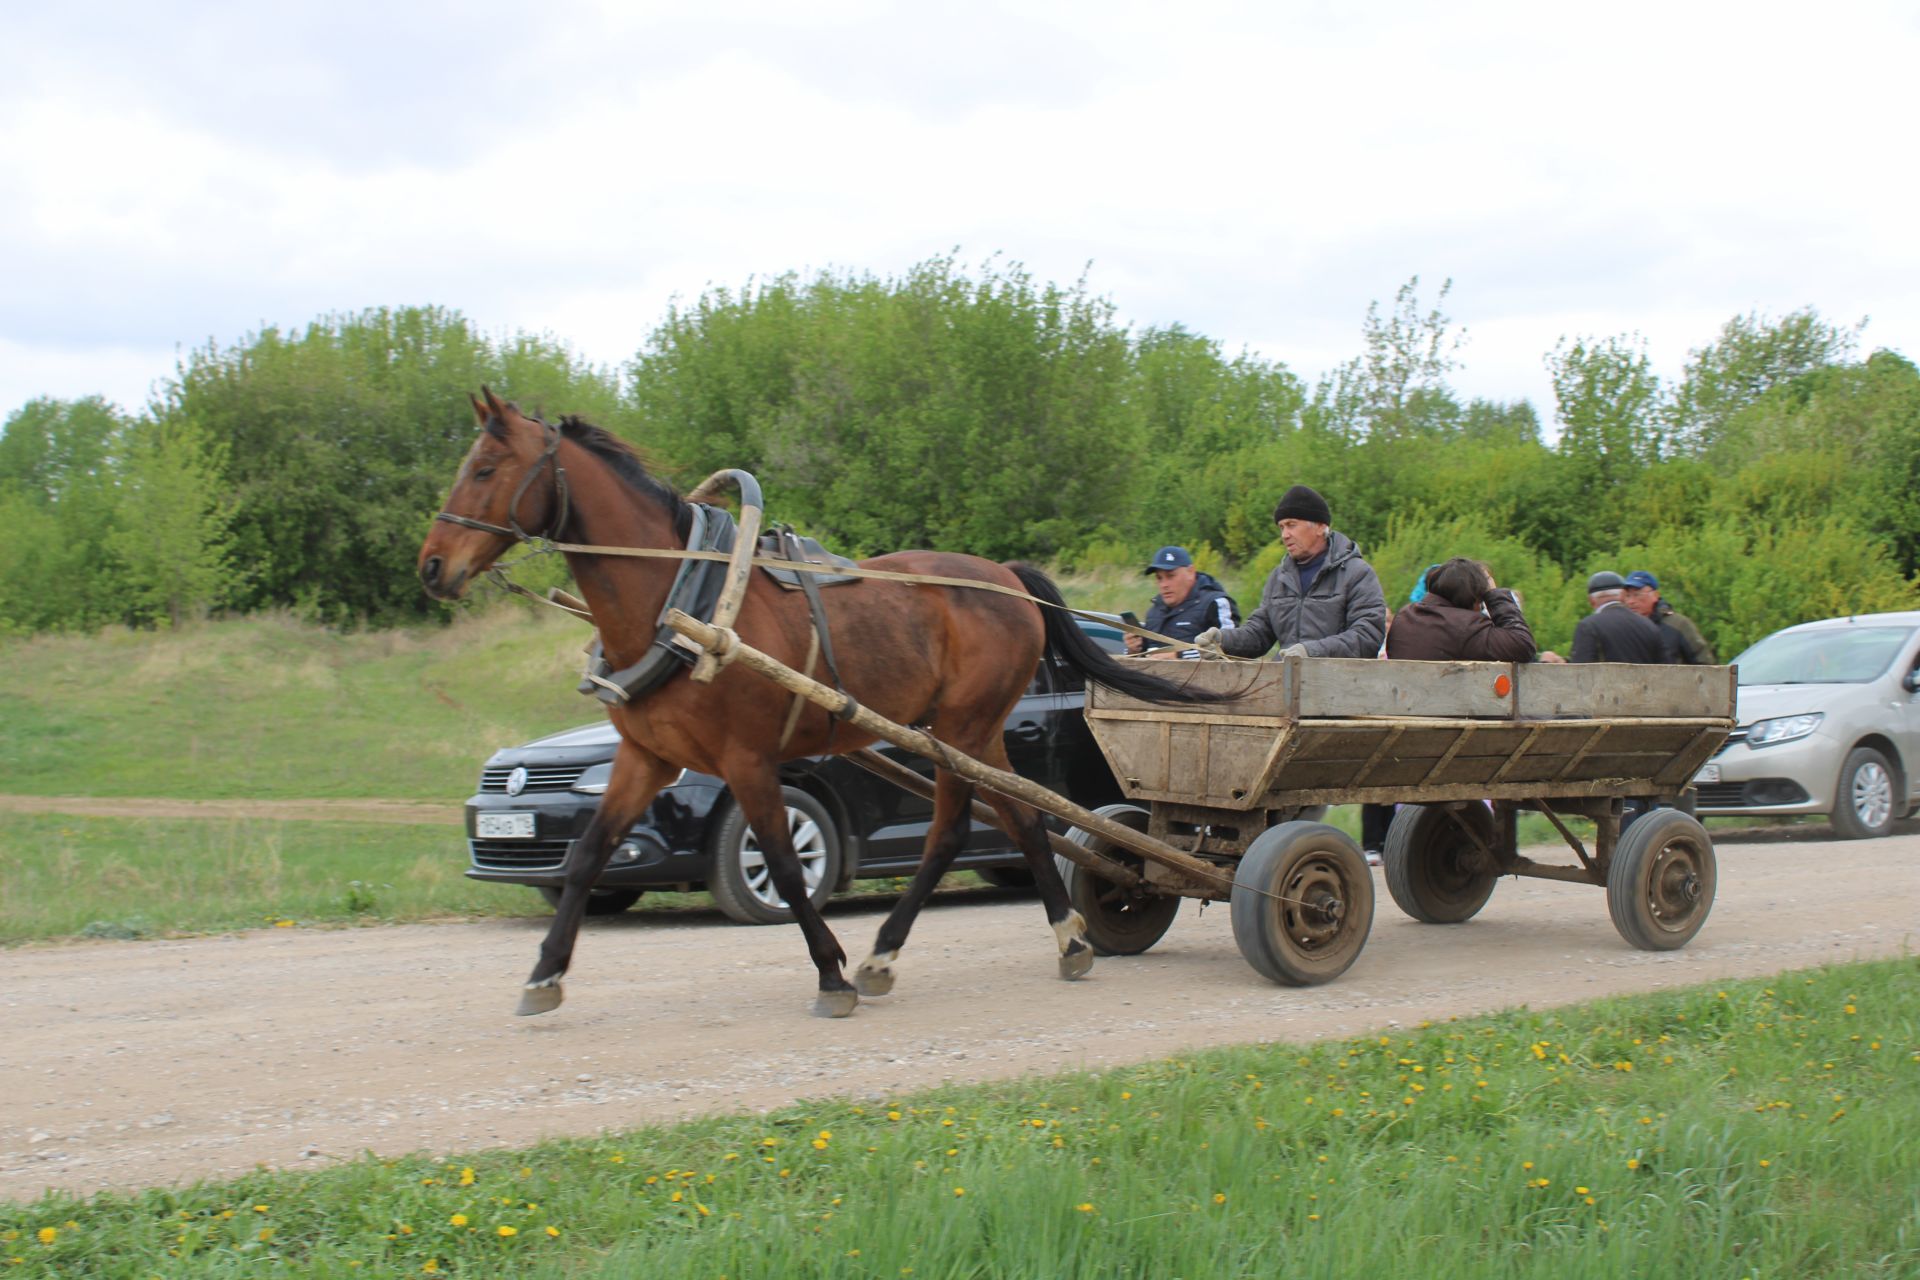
[1565,570,1673,664]
[1193,484,1386,661]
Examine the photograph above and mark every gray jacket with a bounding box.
[1216,530,1387,659]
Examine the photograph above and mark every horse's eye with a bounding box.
[475,466,496,479]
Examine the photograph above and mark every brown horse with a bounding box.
[419,389,1223,1017]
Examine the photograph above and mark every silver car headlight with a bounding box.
[1745,712,1824,747]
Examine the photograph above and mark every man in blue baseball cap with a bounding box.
[1126,545,1239,657]
[1623,570,1714,664]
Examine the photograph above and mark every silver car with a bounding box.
[1693,611,1920,837]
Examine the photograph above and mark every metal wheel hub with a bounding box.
[740,807,829,909]
[1853,762,1892,828]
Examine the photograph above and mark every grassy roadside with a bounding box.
[4,957,1914,1278]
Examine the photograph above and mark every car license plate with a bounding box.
[1692,764,1721,785]
[477,812,536,839]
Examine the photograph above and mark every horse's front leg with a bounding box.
[724,769,857,1018]
[520,741,677,1016]
[855,770,975,999]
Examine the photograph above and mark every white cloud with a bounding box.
[2,0,1916,428]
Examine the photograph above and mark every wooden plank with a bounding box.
[1420,724,1478,783]
[1512,663,1735,719]
[1553,724,1611,781]
[1347,724,1406,788]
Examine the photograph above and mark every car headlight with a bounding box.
[1745,712,1823,747]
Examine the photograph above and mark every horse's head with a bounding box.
[418,388,569,601]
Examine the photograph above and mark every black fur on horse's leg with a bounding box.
[855,771,976,998]
[521,743,675,1016]
[724,770,857,1017]
[981,788,1093,980]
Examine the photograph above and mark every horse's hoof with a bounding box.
[812,988,859,1019]
[517,980,564,1016]
[854,952,897,996]
[1058,940,1094,982]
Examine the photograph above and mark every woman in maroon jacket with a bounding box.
[1385,558,1536,662]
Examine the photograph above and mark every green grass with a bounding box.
[3,957,1913,1278]
[0,607,596,800]
[0,813,527,943]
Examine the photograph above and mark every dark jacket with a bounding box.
[1216,530,1387,659]
[1142,571,1238,653]
[1570,601,1672,664]
[1385,589,1536,662]
[1653,600,1715,664]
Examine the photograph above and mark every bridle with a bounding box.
[434,416,571,543]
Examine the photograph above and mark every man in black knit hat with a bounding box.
[1192,484,1391,862]
[1192,484,1386,661]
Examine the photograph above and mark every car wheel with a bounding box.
[706,787,842,925]
[1830,746,1897,839]
[536,887,643,915]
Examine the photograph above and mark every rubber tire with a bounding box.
[536,886,643,915]
[1229,821,1374,986]
[977,864,1038,890]
[1605,808,1716,951]
[1382,804,1498,924]
[1055,804,1181,955]
[1830,746,1897,840]
[706,787,842,926]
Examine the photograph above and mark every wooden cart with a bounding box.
[664,609,1732,987]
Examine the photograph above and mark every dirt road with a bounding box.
[3,825,1915,1204]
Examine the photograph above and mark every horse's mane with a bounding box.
[555,415,691,538]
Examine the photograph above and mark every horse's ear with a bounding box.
[482,385,507,418]
[469,392,489,425]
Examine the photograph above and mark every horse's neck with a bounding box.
[558,467,686,667]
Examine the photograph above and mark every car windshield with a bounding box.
[1733,626,1914,685]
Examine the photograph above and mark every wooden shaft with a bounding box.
[691,503,764,684]
[1504,857,1603,886]
[664,609,1226,889]
[845,749,1146,888]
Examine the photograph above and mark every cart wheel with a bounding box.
[1230,821,1374,986]
[1605,808,1716,951]
[1056,804,1181,955]
[1382,804,1498,924]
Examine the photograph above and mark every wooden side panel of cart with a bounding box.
[1087,657,1735,810]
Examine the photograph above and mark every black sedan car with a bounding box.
[465,616,1131,923]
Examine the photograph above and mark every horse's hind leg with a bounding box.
[724,770,858,1018]
[979,787,1093,981]
[522,742,677,1015]
[854,770,975,998]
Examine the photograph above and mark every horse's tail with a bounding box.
[1007,562,1234,705]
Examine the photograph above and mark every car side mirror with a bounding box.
[1905,668,1920,694]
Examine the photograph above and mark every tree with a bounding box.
[1668,308,1864,454]
[0,397,129,631]
[106,419,236,627]
[1308,276,1464,444]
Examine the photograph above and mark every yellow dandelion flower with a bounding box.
[671,1191,683,1203]
[1522,1162,1534,1170]
[257,1229,274,1243]
[497,1225,517,1238]
[1626,1158,1640,1170]
[450,1214,468,1227]
[35,1229,56,1246]
[1213,1193,1227,1204]
[422,1261,440,1274]
[953,1187,965,1197]
[1759,1159,1771,1168]
[1576,1186,1590,1195]
[812,1139,828,1150]
[888,1110,902,1121]
[1308,1213,1321,1221]
[253,1204,270,1214]
[1076,1203,1095,1213]
[459,1167,476,1186]
[1120,1092,1132,1100]
[696,1204,711,1217]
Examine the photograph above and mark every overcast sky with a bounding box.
[5,0,1916,432]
